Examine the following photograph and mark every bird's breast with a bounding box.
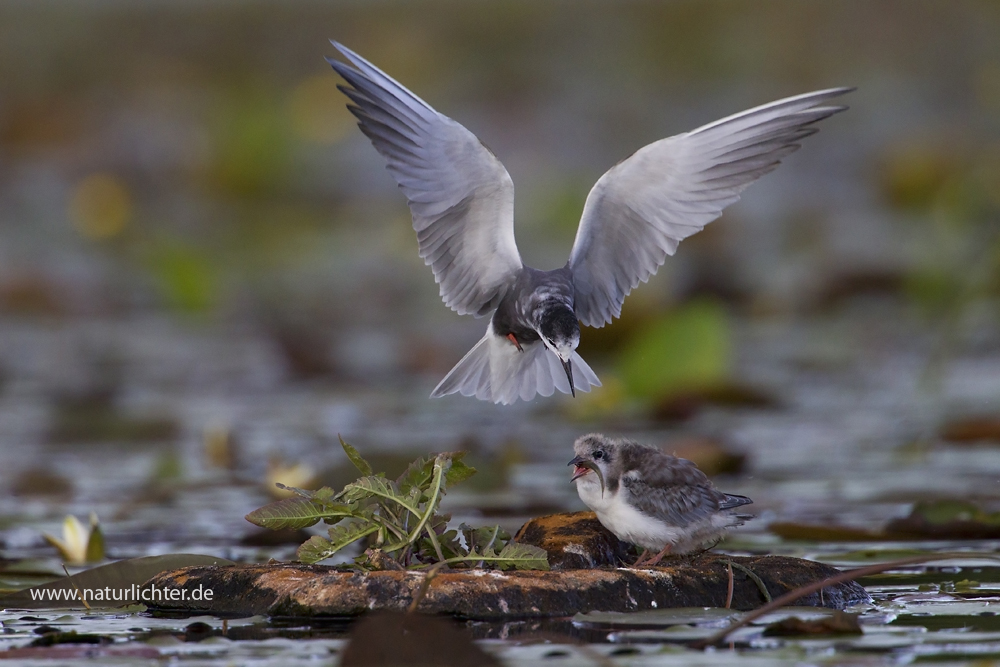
[576,476,614,513]
[491,298,540,341]
[598,494,685,551]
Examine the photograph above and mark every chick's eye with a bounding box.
[593,451,604,460]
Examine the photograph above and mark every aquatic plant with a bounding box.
[43,513,105,565]
[246,438,549,570]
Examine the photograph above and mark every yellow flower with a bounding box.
[43,513,105,564]
[266,459,318,499]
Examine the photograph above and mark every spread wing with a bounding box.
[328,42,522,317]
[567,88,853,327]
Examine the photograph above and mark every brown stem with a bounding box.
[725,561,734,610]
[691,552,1000,649]
[61,564,91,611]
[407,561,447,613]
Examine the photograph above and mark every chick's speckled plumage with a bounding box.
[570,433,752,554]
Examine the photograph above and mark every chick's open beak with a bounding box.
[568,455,605,494]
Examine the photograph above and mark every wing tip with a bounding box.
[326,40,361,71]
[326,56,359,82]
[809,85,856,98]
[329,39,359,63]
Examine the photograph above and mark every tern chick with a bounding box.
[569,433,752,565]
[327,42,852,404]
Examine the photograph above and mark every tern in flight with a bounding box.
[327,42,851,404]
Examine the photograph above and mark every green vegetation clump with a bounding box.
[246,438,548,571]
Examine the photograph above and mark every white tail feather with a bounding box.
[431,324,601,405]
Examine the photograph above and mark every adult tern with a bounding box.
[327,42,851,404]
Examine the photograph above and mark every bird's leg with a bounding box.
[695,538,722,555]
[631,549,651,567]
[644,543,673,566]
[505,333,523,352]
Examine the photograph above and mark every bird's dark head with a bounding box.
[537,306,581,395]
[568,433,615,495]
[537,306,580,354]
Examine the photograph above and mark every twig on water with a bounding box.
[723,560,771,603]
[724,561,734,610]
[692,552,1000,649]
[61,564,91,611]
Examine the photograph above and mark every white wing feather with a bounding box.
[431,323,601,405]
[568,88,853,328]
[329,42,522,317]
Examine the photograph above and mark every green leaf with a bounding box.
[435,529,463,560]
[329,522,380,550]
[396,455,435,494]
[444,452,477,487]
[296,535,335,564]
[253,445,533,571]
[274,483,316,500]
[85,519,105,563]
[380,537,410,553]
[340,436,373,477]
[488,543,550,571]
[397,452,477,493]
[409,516,459,561]
[324,504,374,525]
[461,524,509,554]
[426,455,451,512]
[246,497,356,530]
[404,485,425,508]
[413,543,549,571]
[312,487,337,503]
[402,455,451,549]
[297,521,381,564]
[342,476,420,516]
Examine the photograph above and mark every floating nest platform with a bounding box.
[144,512,870,619]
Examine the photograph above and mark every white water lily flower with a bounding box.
[43,513,104,564]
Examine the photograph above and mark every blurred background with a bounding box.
[1,0,999,563]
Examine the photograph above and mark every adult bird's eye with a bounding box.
[593,451,604,460]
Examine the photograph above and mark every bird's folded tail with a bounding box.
[431,325,601,405]
[720,493,754,525]
[721,494,753,510]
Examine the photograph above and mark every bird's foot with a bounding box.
[505,333,523,352]
[644,544,673,567]
[628,549,651,568]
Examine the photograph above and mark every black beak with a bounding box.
[561,358,575,397]
[567,455,605,495]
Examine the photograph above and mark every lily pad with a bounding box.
[762,610,862,636]
[574,607,739,627]
[0,554,235,609]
